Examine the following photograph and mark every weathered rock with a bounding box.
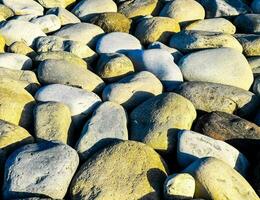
[0,53,32,70]
[37,0,76,8]
[76,102,128,160]
[0,33,5,52]
[183,157,259,200]
[249,56,260,76]
[170,30,242,52]
[8,41,37,59]
[3,141,79,199]
[130,93,196,153]
[13,14,38,22]
[234,14,260,34]
[102,71,163,110]
[177,82,259,117]
[160,0,205,23]
[0,4,14,19]
[178,48,253,90]
[70,140,168,199]
[30,14,61,33]
[34,102,71,144]
[37,59,104,92]
[235,34,260,56]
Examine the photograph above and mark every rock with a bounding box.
[34,102,71,144]
[234,14,260,34]
[251,151,260,196]
[127,49,183,91]
[253,76,260,95]
[148,41,183,62]
[96,53,134,82]
[235,34,260,56]
[0,53,32,70]
[46,7,80,26]
[13,14,38,22]
[160,0,205,23]
[0,20,46,46]
[37,59,104,92]
[118,0,160,18]
[0,120,33,154]
[170,30,242,52]
[2,0,44,16]
[177,130,249,175]
[249,56,260,75]
[96,32,142,53]
[89,12,132,33]
[178,48,253,90]
[130,93,196,153]
[185,18,236,34]
[34,51,87,68]
[0,4,14,19]
[30,14,61,33]
[135,17,180,45]
[8,41,37,59]
[70,140,168,199]
[54,22,104,47]
[164,173,195,200]
[37,0,76,8]
[0,33,5,52]
[252,0,260,13]
[102,71,163,110]
[177,81,259,117]
[76,101,128,160]
[183,157,259,200]
[3,141,79,199]
[35,84,101,125]
[72,0,117,21]
[197,0,251,18]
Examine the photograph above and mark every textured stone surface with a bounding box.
[30,14,61,33]
[0,53,32,70]
[235,34,260,56]
[37,0,76,8]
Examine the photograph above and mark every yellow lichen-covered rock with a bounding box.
[135,17,180,44]
[8,41,38,59]
[37,0,76,8]
[0,4,14,19]
[0,119,33,153]
[184,157,259,200]
[0,33,5,52]
[70,140,168,200]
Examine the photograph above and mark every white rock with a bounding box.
[177,130,249,175]
[72,0,117,21]
[127,49,183,91]
[0,20,46,46]
[0,53,32,70]
[30,14,61,33]
[96,32,142,54]
[13,14,38,21]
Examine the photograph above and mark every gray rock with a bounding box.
[235,34,260,56]
[0,53,32,70]
[30,14,61,33]
[248,56,260,75]
[234,14,260,34]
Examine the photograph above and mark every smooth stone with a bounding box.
[164,173,195,200]
[96,32,142,54]
[118,0,159,18]
[8,41,38,59]
[252,0,260,13]
[235,34,260,56]
[177,130,249,175]
[37,59,104,92]
[0,120,33,154]
[234,14,260,34]
[70,140,168,199]
[34,102,71,144]
[135,16,180,45]
[248,56,260,75]
[130,93,196,153]
[148,41,183,62]
[183,157,259,200]
[46,7,80,26]
[89,12,132,33]
[76,101,128,160]
[197,0,251,18]
[12,14,38,22]
[0,4,14,19]
[37,0,76,8]
[3,141,79,199]
[185,18,236,34]
[127,49,183,91]
[54,22,104,47]
[253,76,260,95]
[160,0,205,23]
[170,30,242,52]
[35,84,101,124]
[2,0,44,16]
[177,81,259,117]
[30,14,61,33]
[0,33,5,52]
[96,53,134,82]
[102,71,163,110]
[0,20,46,46]
[72,0,117,21]
[0,53,32,70]
[178,48,253,90]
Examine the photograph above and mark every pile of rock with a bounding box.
[0,0,259,199]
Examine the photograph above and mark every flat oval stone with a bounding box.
[0,53,32,70]
[102,71,163,110]
[170,30,242,52]
[234,14,260,34]
[130,93,196,153]
[8,41,37,59]
[235,34,260,56]
[3,141,79,199]
[30,14,61,33]
[178,48,253,90]
[75,101,128,160]
[70,140,168,200]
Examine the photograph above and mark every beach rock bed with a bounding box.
[0,0,259,199]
